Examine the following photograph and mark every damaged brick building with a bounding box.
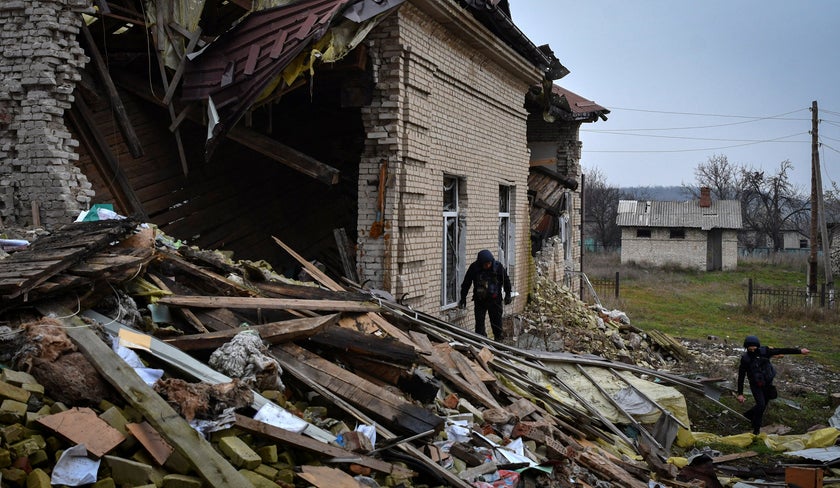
[0,0,607,331]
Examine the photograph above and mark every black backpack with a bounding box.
[744,346,776,387]
[474,262,502,301]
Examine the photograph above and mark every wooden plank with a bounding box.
[234,414,413,478]
[45,307,253,488]
[146,273,208,333]
[272,236,343,290]
[307,324,417,365]
[365,312,417,348]
[712,451,757,464]
[277,353,472,488]
[165,314,338,351]
[426,343,502,409]
[157,295,380,313]
[333,228,359,282]
[272,343,443,435]
[449,350,499,406]
[80,309,335,444]
[162,26,203,105]
[149,27,189,175]
[297,465,362,488]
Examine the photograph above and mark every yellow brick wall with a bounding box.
[357,4,538,331]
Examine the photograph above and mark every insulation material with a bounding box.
[154,378,253,421]
[505,361,689,427]
[17,318,116,406]
[208,330,285,392]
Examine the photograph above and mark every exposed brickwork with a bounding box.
[0,0,93,229]
[526,113,584,288]
[357,5,537,330]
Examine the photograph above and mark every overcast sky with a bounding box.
[508,1,840,191]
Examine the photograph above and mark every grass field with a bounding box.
[583,251,840,370]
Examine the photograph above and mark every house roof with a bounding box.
[550,85,609,122]
[181,0,355,158]
[616,199,743,231]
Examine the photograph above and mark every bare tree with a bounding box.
[740,160,808,251]
[683,154,741,200]
[583,167,623,251]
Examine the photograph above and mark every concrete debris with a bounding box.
[516,275,667,370]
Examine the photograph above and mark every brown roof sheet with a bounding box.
[550,84,609,122]
[181,0,353,155]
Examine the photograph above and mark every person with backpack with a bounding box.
[736,335,810,434]
[459,250,512,340]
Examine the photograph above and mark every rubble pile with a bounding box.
[517,275,669,370]
[0,219,803,488]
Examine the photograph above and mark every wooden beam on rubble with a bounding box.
[277,349,473,488]
[272,343,443,436]
[43,306,253,488]
[158,295,380,313]
[81,309,336,444]
[164,313,339,351]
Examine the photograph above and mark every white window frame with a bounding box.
[442,176,464,307]
[498,185,515,291]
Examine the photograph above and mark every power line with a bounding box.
[594,107,810,131]
[582,133,812,154]
[580,129,808,143]
[606,106,809,120]
[821,142,840,155]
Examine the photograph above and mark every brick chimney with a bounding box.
[699,187,711,208]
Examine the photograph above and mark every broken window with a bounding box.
[498,185,516,283]
[670,229,686,239]
[442,176,465,307]
[636,229,651,238]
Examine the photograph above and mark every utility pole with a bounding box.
[808,101,819,299]
[814,103,835,305]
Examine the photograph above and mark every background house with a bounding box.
[0,0,607,331]
[616,187,742,271]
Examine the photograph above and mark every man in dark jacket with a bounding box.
[459,250,511,340]
[736,335,809,434]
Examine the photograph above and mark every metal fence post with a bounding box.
[748,278,753,307]
[614,271,620,298]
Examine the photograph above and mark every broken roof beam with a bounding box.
[68,96,148,219]
[228,126,340,185]
[164,313,339,351]
[157,295,380,313]
[277,350,473,488]
[45,306,253,488]
[272,343,443,436]
[112,73,340,185]
[80,22,144,159]
[150,11,190,175]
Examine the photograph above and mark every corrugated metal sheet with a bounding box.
[616,199,742,231]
